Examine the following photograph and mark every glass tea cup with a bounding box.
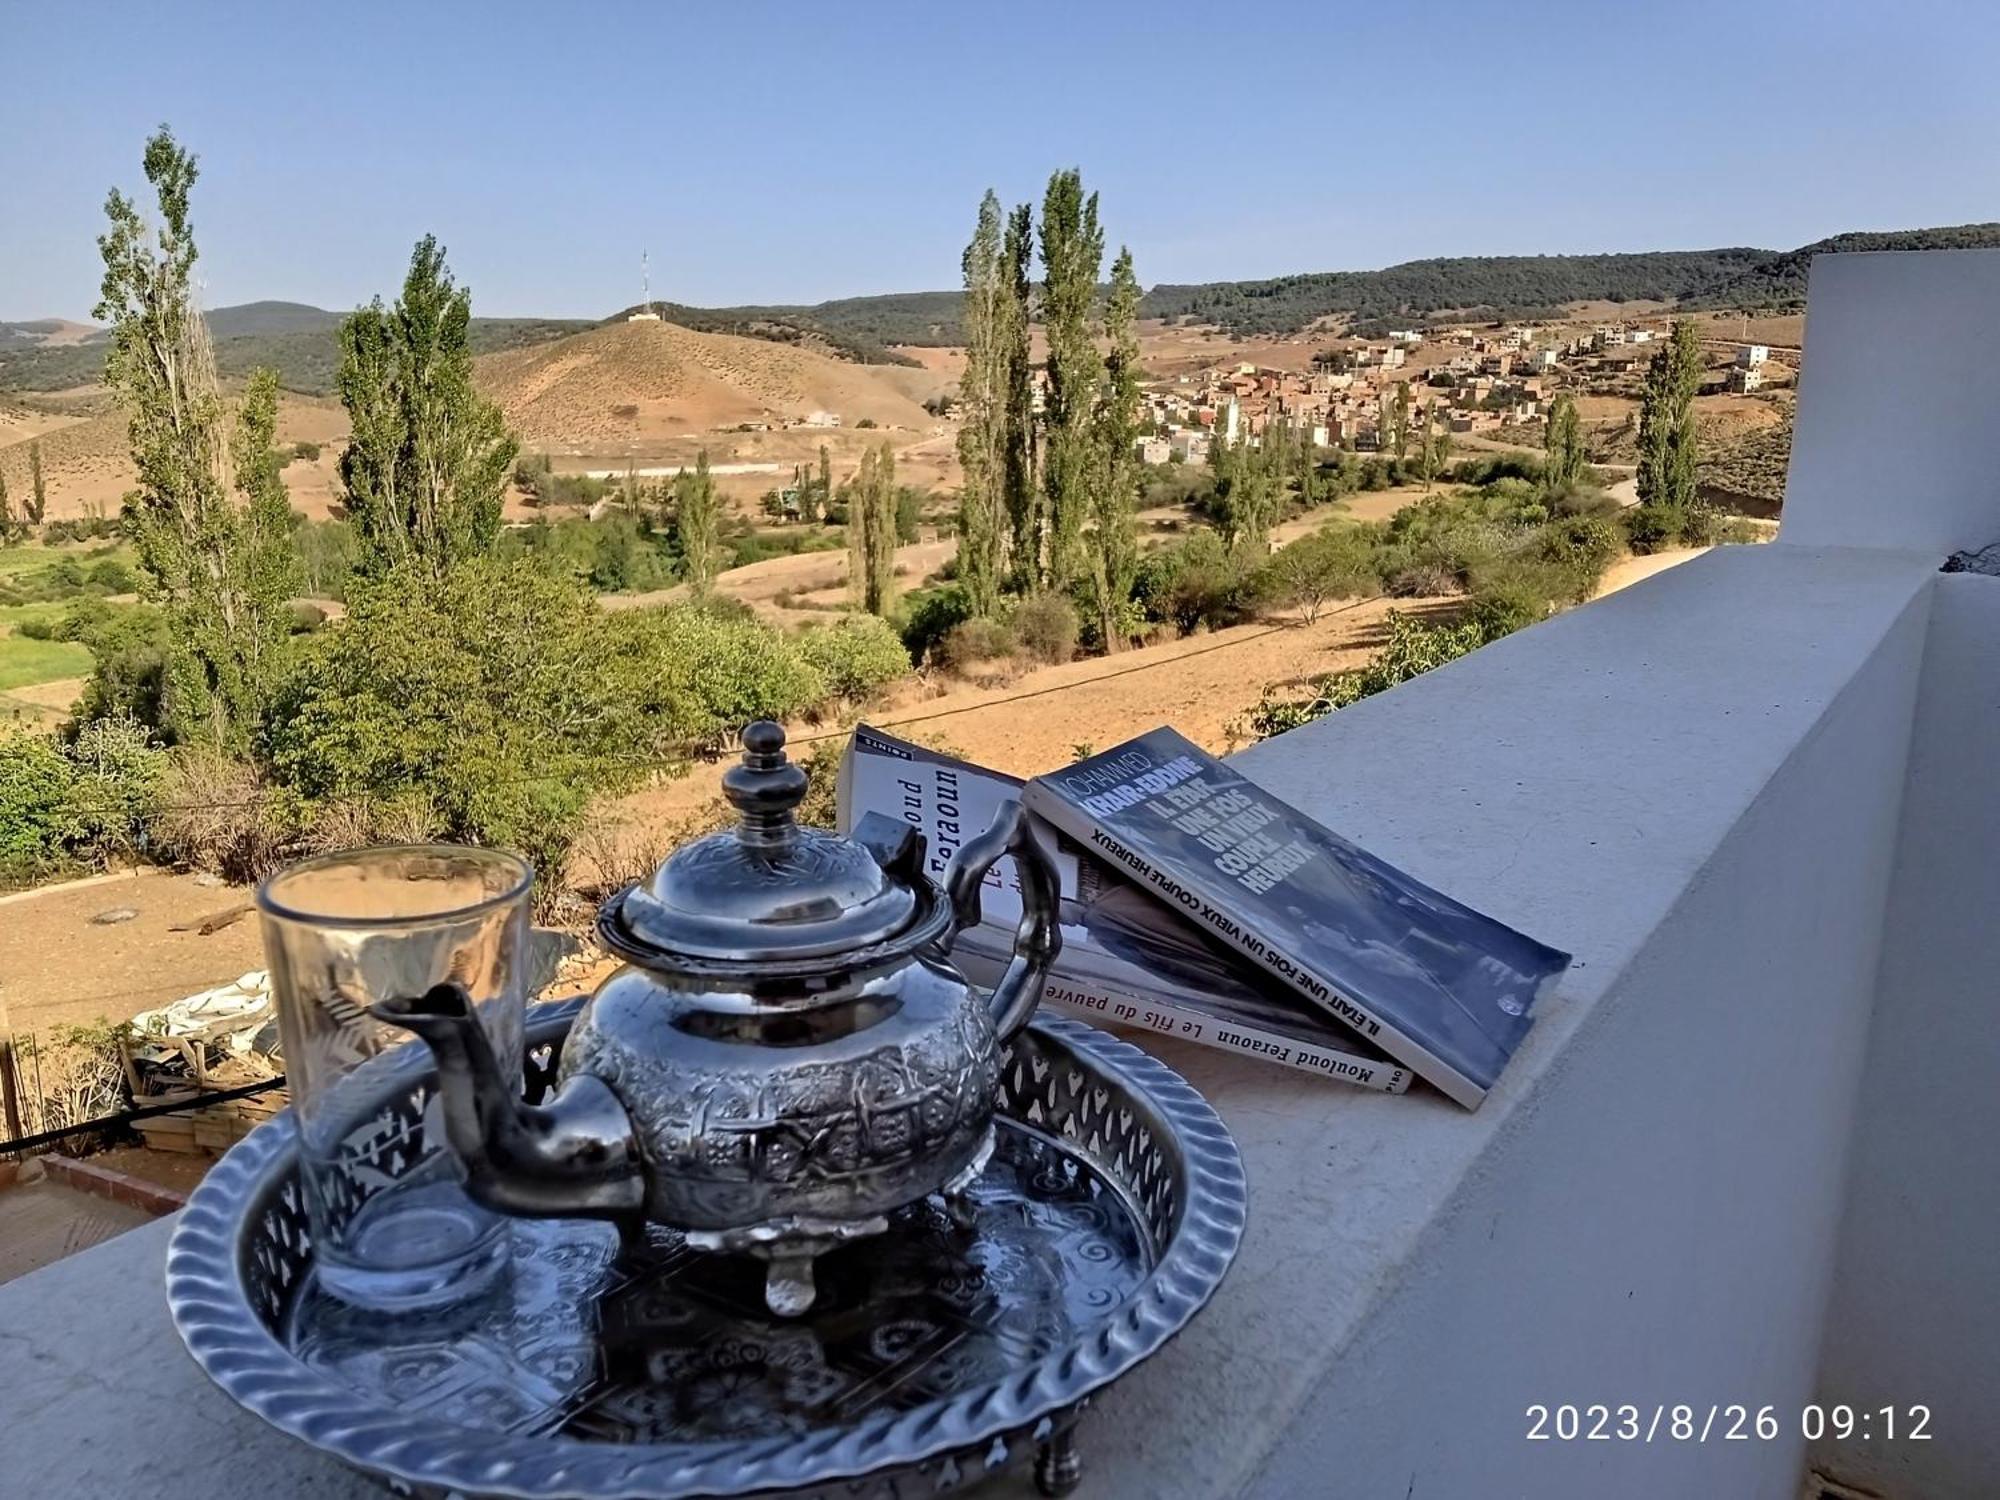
[258,844,531,1311]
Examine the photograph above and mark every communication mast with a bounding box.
[628,250,662,322]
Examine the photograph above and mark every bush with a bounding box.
[40,516,119,544]
[0,718,163,884]
[1623,503,1686,554]
[14,616,55,641]
[796,614,912,703]
[899,584,973,665]
[1012,593,1079,665]
[289,440,322,463]
[1133,530,1265,635]
[67,603,171,733]
[936,617,1016,672]
[603,603,828,750]
[266,558,650,878]
[86,558,138,594]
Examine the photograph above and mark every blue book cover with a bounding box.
[1022,727,1570,1108]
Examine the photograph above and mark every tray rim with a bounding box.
[166,999,1247,1499]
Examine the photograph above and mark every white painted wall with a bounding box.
[1782,250,2000,556]
[1816,574,2000,1499]
[1231,555,1929,1500]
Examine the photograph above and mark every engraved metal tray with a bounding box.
[167,999,1246,1498]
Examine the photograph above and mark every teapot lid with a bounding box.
[605,721,929,967]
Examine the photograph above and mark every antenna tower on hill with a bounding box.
[628,251,662,323]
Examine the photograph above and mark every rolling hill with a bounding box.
[477,318,936,448]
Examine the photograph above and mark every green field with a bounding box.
[0,633,91,692]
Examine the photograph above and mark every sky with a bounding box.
[6,0,2000,321]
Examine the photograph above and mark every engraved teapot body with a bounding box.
[376,722,1060,1314]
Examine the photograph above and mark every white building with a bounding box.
[1136,436,1172,466]
[1739,343,1770,368]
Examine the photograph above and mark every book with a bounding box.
[1020,727,1571,1109]
[837,726,1412,1092]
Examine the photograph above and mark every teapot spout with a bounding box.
[372,984,646,1221]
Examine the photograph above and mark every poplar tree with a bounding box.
[0,472,12,540]
[1389,382,1410,461]
[26,442,46,525]
[1037,169,1104,593]
[1663,319,1703,509]
[675,449,722,596]
[1543,392,1586,493]
[1636,319,1702,511]
[816,444,832,522]
[1086,246,1143,648]
[848,442,898,616]
[954,190,1009,616]
[1000,203,1038,588]
[336,235,518,577]
[96,126,296,750]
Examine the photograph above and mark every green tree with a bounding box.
[0,470,12,540]
[816,443,832,521]
[336,235,519,576]
[1543,392,1586,493]
[1000,203,1038,589]
[1418,400,1451,491]
[1085,246,1144,649]
[26,442,46,526]
[845,443,900,617]
[266,557,644,877]
[674,449,723,596]
[1389,381,1410,461]
[955,189,1009,616]
[95,126,295,750]
[1637,318,1703,511]
[1037,169,1104,592]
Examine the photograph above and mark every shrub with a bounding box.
[0,718,163,884]
[1133,531,1265,635]
[899,584,973,665]
[854,417,878,429]
[796,614,912,703]
[1012,593,1079,665]
[14,616,55,641]
[67,603,171,734]
[1623,503,1686,554]
[266,558,649,878]
[936,617,1016,672]
[289,440,322,463]
[86,558,138,594]
[603,603,827,749]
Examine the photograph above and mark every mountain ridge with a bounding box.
[8,220,2000,392]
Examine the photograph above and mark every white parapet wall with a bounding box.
[1815,573,2000,1499]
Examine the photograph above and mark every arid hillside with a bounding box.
[479,319,938,450]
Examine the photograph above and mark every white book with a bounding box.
[837,725,1408,1092]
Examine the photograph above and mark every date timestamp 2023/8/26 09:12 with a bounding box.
[1526,1404,1932,1444]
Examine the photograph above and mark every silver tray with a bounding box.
[168,999,1246,1498]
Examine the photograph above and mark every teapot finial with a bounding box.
[723,720,809,848]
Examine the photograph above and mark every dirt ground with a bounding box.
[0,870,267,1034]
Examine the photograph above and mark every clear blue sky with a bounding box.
[6,0,1999,321]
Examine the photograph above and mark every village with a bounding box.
[1126,319,1790,467]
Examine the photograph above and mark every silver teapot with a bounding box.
[374,722,1060,1315]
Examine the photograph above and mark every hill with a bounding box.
[477,318,936,448]
[1140,249,1774,336]
[0,305,596,396]
[1693,223,2000,309]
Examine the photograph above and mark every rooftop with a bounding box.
[5,249,2000,1500]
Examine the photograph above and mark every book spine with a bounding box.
[1035,971,1411,1093]
[1022,780,1483,1108]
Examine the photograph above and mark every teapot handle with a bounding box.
[942,799,1062,1044]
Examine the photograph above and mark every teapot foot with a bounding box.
[686,1215,891,1318]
